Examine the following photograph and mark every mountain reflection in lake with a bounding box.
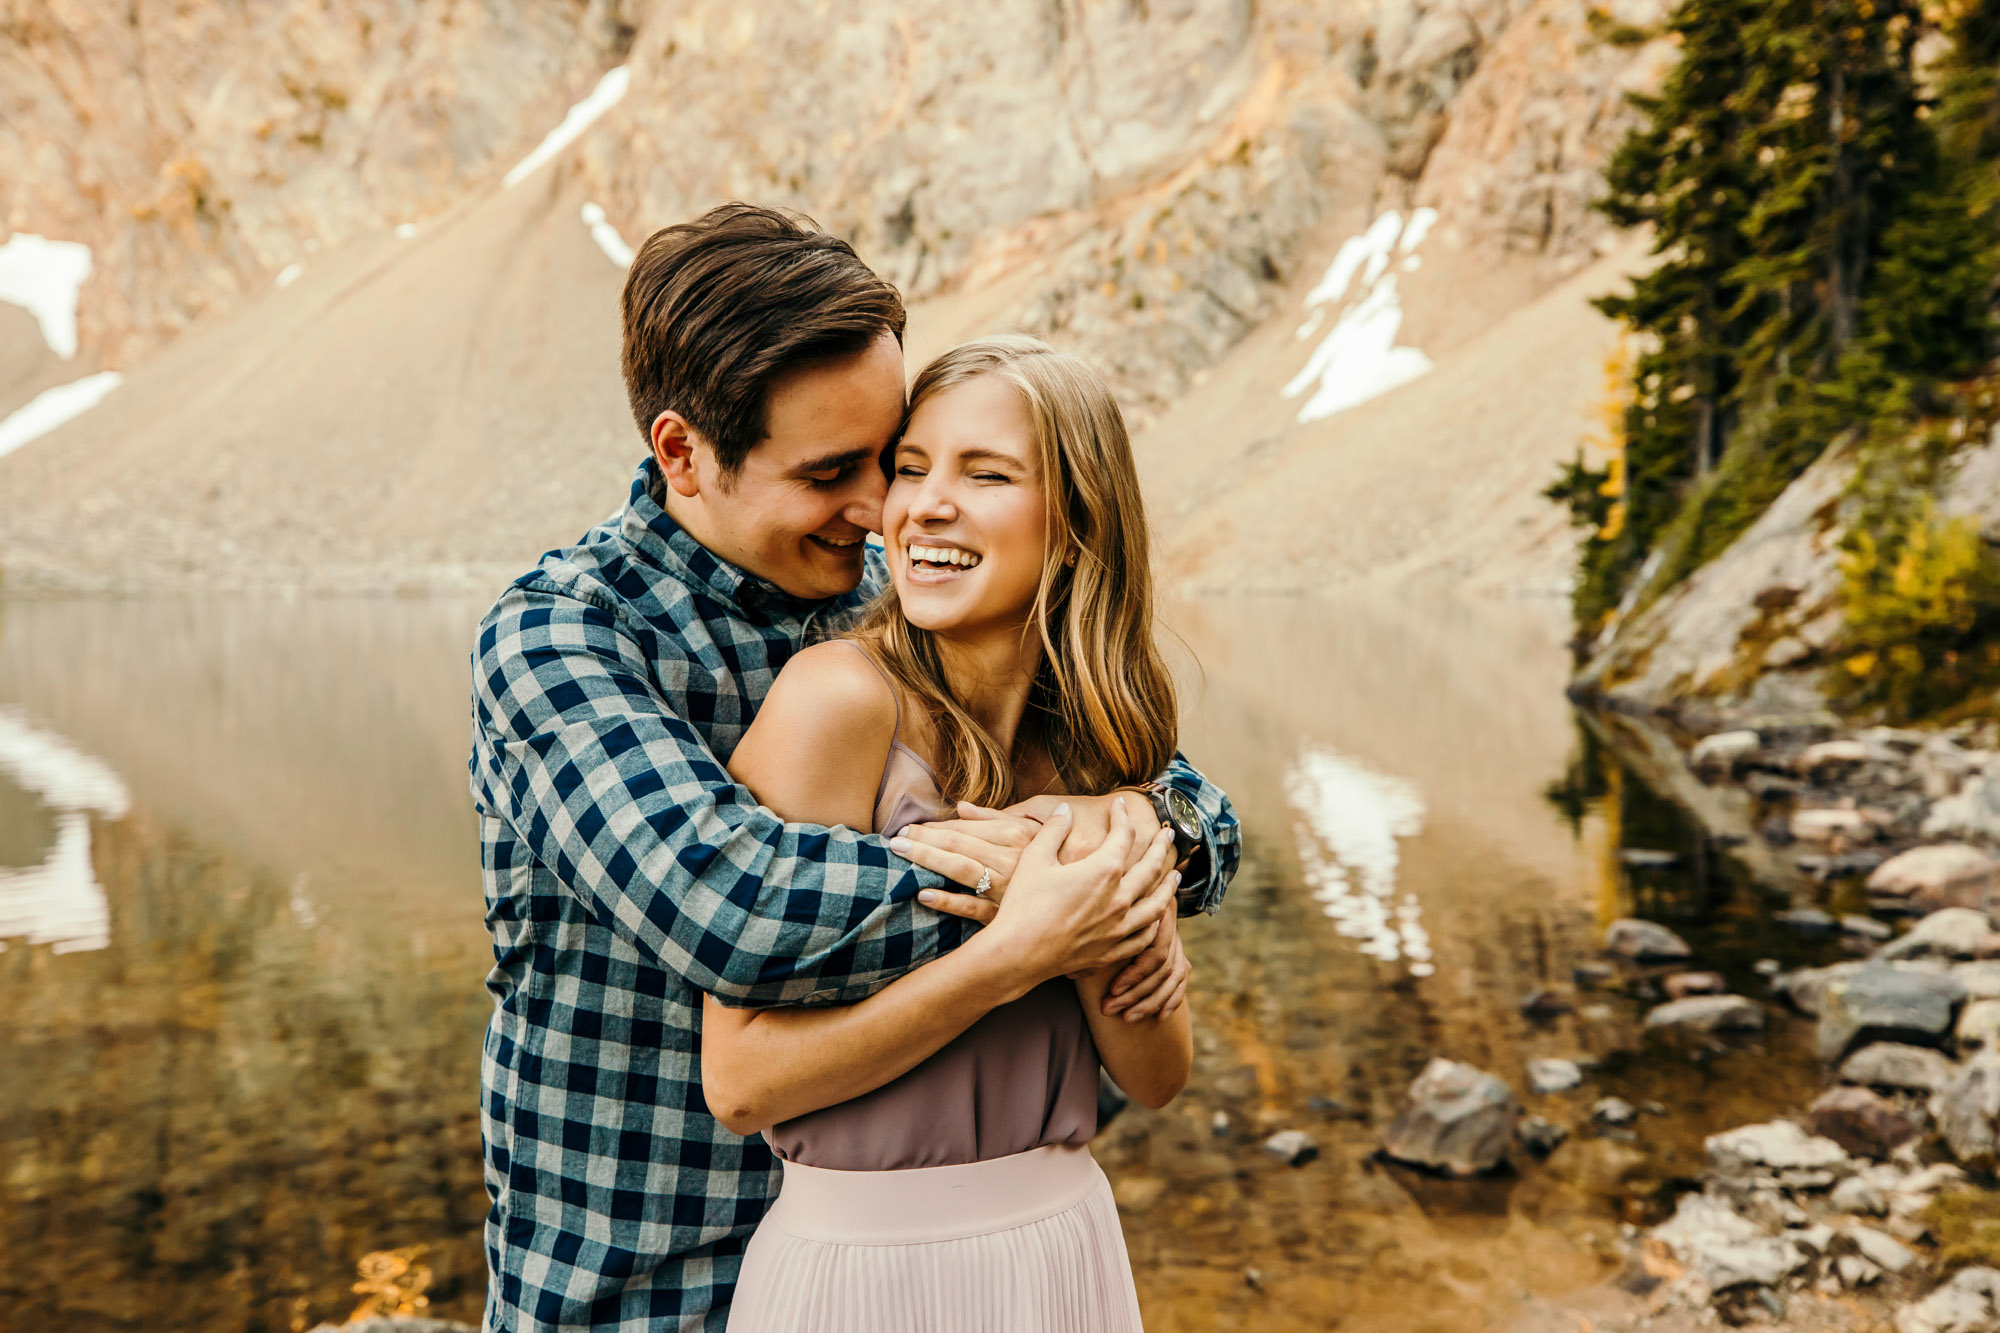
[0,592,1834,1332]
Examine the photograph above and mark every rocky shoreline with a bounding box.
[1364,713,2000,1329]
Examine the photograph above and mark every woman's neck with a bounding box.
[932,622,1042,759]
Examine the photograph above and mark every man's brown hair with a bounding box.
[620,203,907,475]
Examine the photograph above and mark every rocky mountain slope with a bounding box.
[0,0,1673,594]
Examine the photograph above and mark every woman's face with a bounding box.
[886,374,1051,637]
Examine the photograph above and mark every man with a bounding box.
[468,202,1239,1332]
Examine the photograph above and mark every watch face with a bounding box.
[1164,788,1201,840]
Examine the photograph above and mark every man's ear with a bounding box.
[651,411,703,499]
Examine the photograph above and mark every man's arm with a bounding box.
[468,581,962,1008]
[1155,751,1242,915]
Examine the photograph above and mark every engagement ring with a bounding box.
[975,867,992,897]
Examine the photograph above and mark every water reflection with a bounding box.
[1287,745,1432,975]
[0,707,130,951]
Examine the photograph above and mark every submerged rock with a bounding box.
[1893,1265,2000,1333]
[1807,1086,1918,1159]
[1604,917,1693,962]
[1380,1058,1520,1176]
[1817,965,1967,1061]
[1644,994,1766,1039]
[1840,1042,1957,1095]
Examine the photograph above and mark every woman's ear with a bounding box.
[652,411,704,499]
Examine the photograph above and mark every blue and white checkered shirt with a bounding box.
[469,459,1240,1332]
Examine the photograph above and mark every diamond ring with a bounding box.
[975,867,993,897]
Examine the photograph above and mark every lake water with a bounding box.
[0,592,1844,1332]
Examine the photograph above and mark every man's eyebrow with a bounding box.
[788,446,878,476]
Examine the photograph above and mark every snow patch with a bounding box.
[0,233,94,359]
[504,66,631,188]
[1283,208,1439,424]
[1287,745,1434,977]
[0,709,130,954]
[275,262,304,288]
[0,372,123,461]
[581,202,635,268]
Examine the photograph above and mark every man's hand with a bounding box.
[1100,903,1190,1022]
[973,799,1180,984]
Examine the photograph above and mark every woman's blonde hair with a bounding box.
[849,333,1178,806]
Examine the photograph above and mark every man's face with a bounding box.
[673,333,905,600]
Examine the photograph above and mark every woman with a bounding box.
[704,334,1193,1332]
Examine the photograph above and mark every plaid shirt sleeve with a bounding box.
[471,583,966,1009]
[1159,752,1242,915]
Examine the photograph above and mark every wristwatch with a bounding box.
[1139,782,1210,915]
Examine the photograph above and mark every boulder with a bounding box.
[1380,1058,1520,1176]
[1603,918,1693,962]
[1934,1054,2000,1162]
[1644,994,1766,1039]
[1691,730,1761,774]
[1648,1192,1808,1293]
[1962,999,2000,1054]
[1665,971,1726,999]
[1880,908,2000,963]
[1893,1265,2000,1333]
[1525,1058,1583,1094]
[1817,965,1968,1061]
[1924,770,2000,845]
[1808,1086,1919,1159]
[1839,1042,1957,1094]
[1870,844,2000,910]
[1706,1120,1853,1190]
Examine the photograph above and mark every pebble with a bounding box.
[1664,970,1725,999]
[1843,914,1894,941]
[1847,1223,1918,1274]
[1754,958,1782,976]
[1210,1110,1231,1137]
[1830,1176,1888,1216]
[1835,1253,1882,1288]
[1261,1129,1319,1167]
[1526,1058,1584,1095]
[1603,918,1693,962]
[1774,906,1839,933]
[1516,1115,1568,1158]
[1379,1059,1519,1176]
[1592,1097,1637,1128]
[1807,1085,1918,1159]
[1619,848,1679,868]
[1839,1042,1957,1094]
[1690,730,1760,773]
[1643,994,1766,1038]
[1520,987,1573,1021]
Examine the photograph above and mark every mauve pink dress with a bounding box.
[763,645,1100,1170]
[726,643,1143,1333]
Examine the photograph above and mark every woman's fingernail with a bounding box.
[889,837,912,853]
[1053,802,1071,817]
[918,890,939,905]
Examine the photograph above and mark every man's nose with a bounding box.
[845,466,888,533]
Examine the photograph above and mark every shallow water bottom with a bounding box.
[0,592,1842,1331]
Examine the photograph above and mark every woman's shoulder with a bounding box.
[761,640,901,739]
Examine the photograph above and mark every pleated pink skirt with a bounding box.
[728,1143,1144,1332]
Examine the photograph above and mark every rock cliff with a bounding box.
[0,0,1676,593]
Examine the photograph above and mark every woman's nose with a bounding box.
[910,478,956,522]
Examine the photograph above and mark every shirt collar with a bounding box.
[616,458,846,625]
